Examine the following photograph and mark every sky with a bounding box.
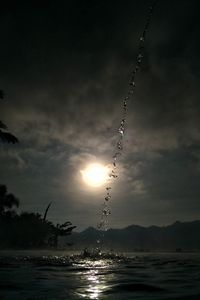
[0,0,200,231]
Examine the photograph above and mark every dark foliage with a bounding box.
[0,184,19,216]
[0,89,18,143]
[0,131,19,143]
[0,89,4,99]
[0,185,76,249]
[49,222,77,248]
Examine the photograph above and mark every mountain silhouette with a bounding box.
[63,221,200,251]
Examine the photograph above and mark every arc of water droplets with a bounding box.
[97,1,158,233]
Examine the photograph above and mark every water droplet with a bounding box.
[117,141,123,150]
[97,222,103,229]
[106,187,111,191]
[118,127,124,135]
[103,208,111,216]
[130,81,135,88]
[137,54,143,64]
[109,174,118,178]
[140,36,145,42]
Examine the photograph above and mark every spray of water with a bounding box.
[97,1,158,238]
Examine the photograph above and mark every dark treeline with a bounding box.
[0,184,76,249]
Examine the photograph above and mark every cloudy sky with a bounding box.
[0,0,200,230]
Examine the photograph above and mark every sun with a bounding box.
[81,163,109,187]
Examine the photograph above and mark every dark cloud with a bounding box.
[1,0,200,230]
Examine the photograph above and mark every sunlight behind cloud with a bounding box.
[81,163,109,188]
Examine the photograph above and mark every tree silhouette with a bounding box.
[0,184,19,216]
[0,185,76,248]
[0,89,18,143]
[12,212,54,248]
[50,221,76,247]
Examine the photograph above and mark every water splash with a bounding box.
[97,1,158,238]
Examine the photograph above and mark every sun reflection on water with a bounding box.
[85,269,102,299]
[74,259,115,299]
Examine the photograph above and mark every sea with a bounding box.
[0,250,200,300]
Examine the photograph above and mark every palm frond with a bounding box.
[59,221,72,229]
[43,202,52,221]
[0,130,19,143]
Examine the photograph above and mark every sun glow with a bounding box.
[81,163,109,187]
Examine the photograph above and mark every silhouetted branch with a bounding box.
[0,88,18,144]
[63,225,76,234]
[0,130,19,143]
[59,221,72,229]
[43,202,52,221]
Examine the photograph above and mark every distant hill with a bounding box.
[62,221,200,251]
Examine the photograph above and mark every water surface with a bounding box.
[0,251,200,299]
